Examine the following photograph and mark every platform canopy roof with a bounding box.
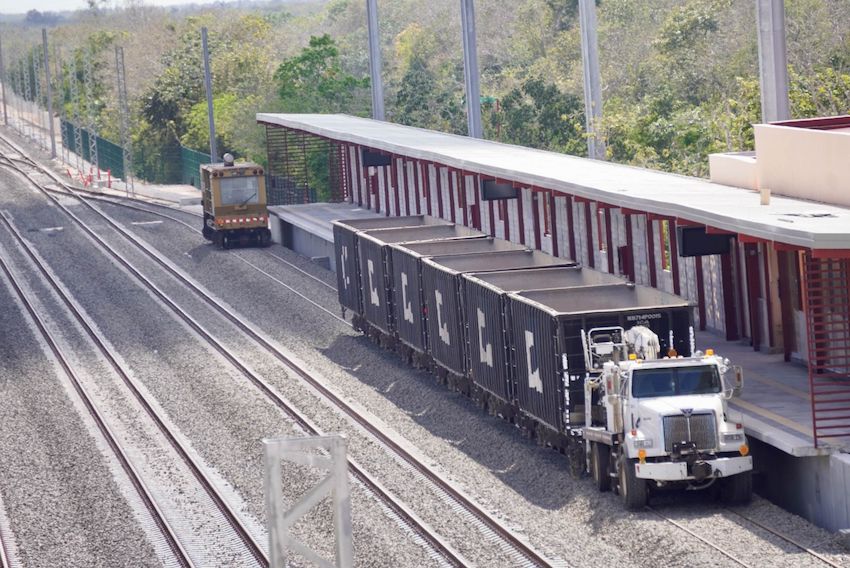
[257,113,850,250]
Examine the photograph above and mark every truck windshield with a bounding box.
[631,365,721,398]
[219,176,259,206]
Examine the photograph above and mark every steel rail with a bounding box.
[0,211,269,567]
[723,508,844,568]
[0,237,195,568]
[645,506,752,567]
[0,134,553,567]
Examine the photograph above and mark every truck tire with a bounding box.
[719,471,752,505]
[619,457,648,510]
[591,443,611,492]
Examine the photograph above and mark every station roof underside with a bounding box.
[258,113,850,251]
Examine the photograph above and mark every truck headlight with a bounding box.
[633,439,653,449]
[721,433,745,444]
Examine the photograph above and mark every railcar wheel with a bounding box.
[719,471,752,504]
[591,442,611,492]
[618,456,647,510]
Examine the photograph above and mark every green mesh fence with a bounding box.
[61,119,210,188]
[180,146,211,189]
[60,120,125,180]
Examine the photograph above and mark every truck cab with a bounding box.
[583,327,753,509]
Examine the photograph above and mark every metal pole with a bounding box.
[366,0,385,121]
[756,0,790,122]
[0,34,8,126]
[42,29,56,158]
[201,27,217,162]
[578,0,606,160]
[460,0,483,138]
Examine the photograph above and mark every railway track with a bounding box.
[646,503,845,567]
[0,209,269,567]
[0,229,196,568]
[0,138,526,565]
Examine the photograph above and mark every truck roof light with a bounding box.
[736,423,743,430]
[630,429,637,437]
[706,348,715,356]
[628,353,637,360]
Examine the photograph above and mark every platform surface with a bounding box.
[695,331,842,457]
[268,202,382,242]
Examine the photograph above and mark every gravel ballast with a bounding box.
[2,129,849,567]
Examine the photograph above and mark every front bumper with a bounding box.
[635,455,752,481]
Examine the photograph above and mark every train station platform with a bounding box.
[267,203,380,271]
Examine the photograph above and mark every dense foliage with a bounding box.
[3,0,849,179]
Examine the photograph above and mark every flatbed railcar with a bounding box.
[333,215,452,317]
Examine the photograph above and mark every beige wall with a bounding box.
[754,124,850,207]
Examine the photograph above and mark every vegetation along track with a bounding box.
[0,221,195,568]
[0,208,269,567]
[0,137,558,566]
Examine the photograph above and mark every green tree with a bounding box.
[490,78,586,156]
[274,34,370,114]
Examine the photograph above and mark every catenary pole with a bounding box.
[460,0,483,138]
[366,0,385,120]
[756,0,790,122]
[201,27,217,162]
[42,29,56,158]
[578,0,606,160]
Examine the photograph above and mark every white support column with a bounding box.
[756,0,790,122]
[460,0,483,138]
[578,0,606,160]
[366,0,385,121]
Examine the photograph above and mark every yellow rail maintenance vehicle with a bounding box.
[201,153,272,249]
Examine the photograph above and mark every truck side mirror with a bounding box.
[732,365,744,397]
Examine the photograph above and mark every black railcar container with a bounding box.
[391,238,526,353]
[332,215,450,316]
[509,284,694,435]
[358,225,484,334]
[463,267,625,404]
[421,251,575,377]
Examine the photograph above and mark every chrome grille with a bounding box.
[663,413,718,452]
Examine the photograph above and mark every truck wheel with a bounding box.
[591,443,611,492]
[719,471,752,505]
[619,457,648,510]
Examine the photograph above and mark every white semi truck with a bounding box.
[579,326,753,509]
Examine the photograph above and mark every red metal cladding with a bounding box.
[435,165,445,219]
[803,255,850,447]
[516,188,526,245]
[645,223,659,291]
[391,156,402,216]
[566,195,577,261]
[549,192,559,258]
[604,207,614,274]
[584,201,595,269]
